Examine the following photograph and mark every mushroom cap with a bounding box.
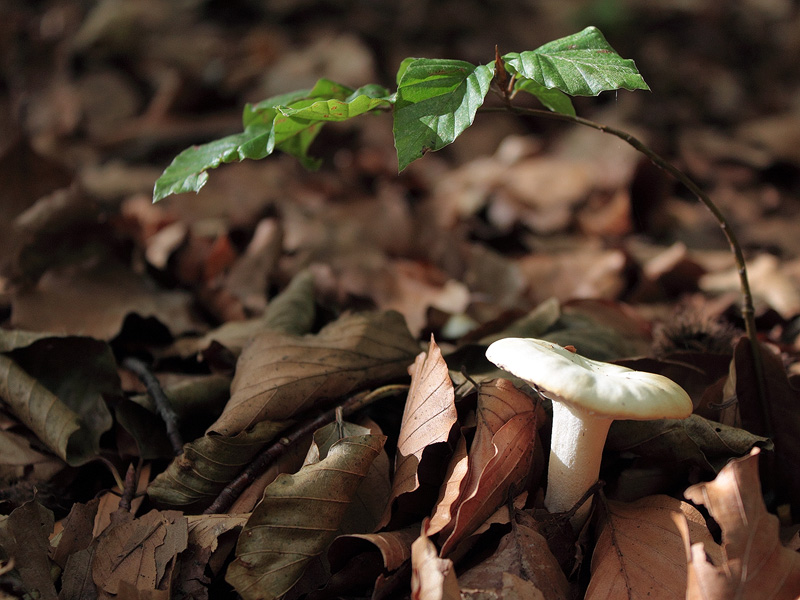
[486,337,692,420]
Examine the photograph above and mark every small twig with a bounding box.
[481,104,771,438]
[122,356,185,456]
[204,384,409,514]
[118,463,137,513]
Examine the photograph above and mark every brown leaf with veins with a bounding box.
[92,509,188,598]
[681,448,800,600]
[210,310,420,435]
[438,379,538,557]
[587,495,720,599]
[381,337,458,528]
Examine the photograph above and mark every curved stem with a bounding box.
[481,104,770,436]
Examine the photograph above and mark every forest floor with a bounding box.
[2,1,800,599]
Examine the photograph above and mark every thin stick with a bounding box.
[481,104,771,437]
[204,384,410,514]
[122,356,185,456]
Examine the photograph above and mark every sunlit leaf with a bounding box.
[381,337,458,527]
[503,26,649,97]
[513,78,576,116]
[681,449,800,599]
[394,59,494,171]
[586,496,718,599]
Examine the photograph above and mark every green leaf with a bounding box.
[393,58,494,171]
[278,85,392,121]
[152,124,274,202]
[503,26,649,97]
[154,80,391,202]
[513,78,576,116]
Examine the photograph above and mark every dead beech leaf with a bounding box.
[586,495,720,600]
[174,513,249,600]
[210,310,420,435]
[306,420,391,535]
[458,515,570,600]
[92,509,188,598]
[147,419,290,509]
[411,520,460,600]
[329,525,420,574]
[438,379,538,557]
[681,448,800,600]
[169,268,316,359]
[0,501,57,600]
[607,414,770,474]
[226,434,386,600]
[0,346,113,466]
[11,258,202,340]
[732,338,800,515]
[381,337,458,528]
[427,435,469,536]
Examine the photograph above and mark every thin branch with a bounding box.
[122,356,185,456]
[481,104,771,437]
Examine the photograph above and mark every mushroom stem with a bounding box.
[544,399,613,528]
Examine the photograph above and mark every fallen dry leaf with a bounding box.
[411,520,460,600]
[381,337,458,528]
[92,509,188,598]
[681,448,800,600]
[587,495,721,600]
[211,310,420,435]
[0,501,57,600]
[459,510,570,600]
[437,379,538,557]
[226,433,386,600]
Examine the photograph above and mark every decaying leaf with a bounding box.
[0,501,57,600]
[92,509,188,599]
[211,310,420,435]
[0,336,116,466]
[147,419,290,509]
[680,448,800,600]
[226,433,386,600]
[586,495,721,599]
[459,510,570,600]
[438,379,538,557]
[411,520,460,600]
[381,337,458,528]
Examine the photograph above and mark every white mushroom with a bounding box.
[486,337,692,528]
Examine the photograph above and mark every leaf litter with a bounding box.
[2,1,800,599]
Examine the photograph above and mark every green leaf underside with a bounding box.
[513,78,576,116]
[153,80,392,202]
[393,59,494,171]
[503,26,649,97]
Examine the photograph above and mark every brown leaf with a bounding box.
[173,513,249,600]
[586,495,719,600]
[92,509,188,598]
[411,521,460,600]
[0,501,57,600]
[50,499,100,569]
[381,337,458,528]
[682,448,800,600]
[458,515,570,600]
[329,525,420,574]
[427,435,469,537]
[225,434,386,600]
[147,420,289,510]
[438,379,538,557]
[732,338,800,515]
[11,258,202,339]
[211,310,419,435]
